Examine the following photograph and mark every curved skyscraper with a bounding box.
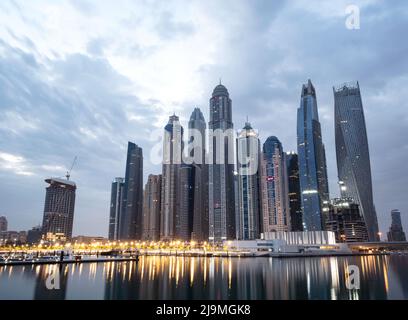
[334,81,379,241]
[208,83,236,242]
[297,80,330,232]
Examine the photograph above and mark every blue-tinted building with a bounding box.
[236,122,261,240]
[297,80,330,231]
[109,177,125,241]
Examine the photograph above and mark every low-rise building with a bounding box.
[224,231,349,254]
[325,198,369,243]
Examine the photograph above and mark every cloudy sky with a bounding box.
[0,0,407,238]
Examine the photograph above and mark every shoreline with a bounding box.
[0,251,391,267]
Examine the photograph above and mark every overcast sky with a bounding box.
[0,0,407,238]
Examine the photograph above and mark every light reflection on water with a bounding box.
[0,255,408,300]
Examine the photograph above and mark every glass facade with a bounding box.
[109,177,125,241]
[334,82,379,241]
[160,115,184,241]
[297,80,330,232]
[260,136,290,233]
[237,122,261,240]
[208,84,236,242]
[119,142,143,240]
[286,152,303,232]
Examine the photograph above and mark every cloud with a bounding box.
[0,152,35,176]
[0,0,407,236]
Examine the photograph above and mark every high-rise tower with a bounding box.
[237,122,261,240]
[387,209,406,242]
[260,136,290,233]
[161,115,184,241]
[142,174,162,241]
[208,83,236,242]
[286,152,303,232]
[109,177,125,241]
[297,80,330,231]
[189,108,209,241]
[334,81,379,241]
[0,216,7,233]
[119,142,143,240]
[41,178,76,242]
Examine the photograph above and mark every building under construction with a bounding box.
[41,178,77,242]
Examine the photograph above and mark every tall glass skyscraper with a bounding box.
[208,83,236,242]
[297,80,330,231]
[109,177,125,241]
[161,115,184,241]
[334,81,379,241]
[142,174,162,241]
[237,122,261,240]
[286,152,303,232]
[189,108,209,241]
[260,136,290,233]
[176,165,194,241]
[119,142,143,240]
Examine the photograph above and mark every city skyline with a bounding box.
[0,1,407,238]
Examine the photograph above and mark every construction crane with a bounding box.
[66,156,77,181]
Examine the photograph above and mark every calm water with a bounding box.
[1,255,408,300]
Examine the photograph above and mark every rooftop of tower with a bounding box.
[45,177,77,188]
[190,108,205,121]
[238,121,258,138]
[168,114,180,122]
[333,81,360,93]
[243,121,253,130]
[212,83,229,97]
[301,79,316,98]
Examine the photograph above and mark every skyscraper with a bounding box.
[161,115,184,241]
[109,178,125,241]
[41,178,76,242]
[334,81,379,241]
[260,136,290,233]
[325,198,369,243]
[189,108,209,241]
[142,174,162,241]
[286,152,303,232]
[237,122,261,240]
[0,216,7,233]
[387,209,406,242]
[297,79,330,232]
[119,142,143,240]
[208,83,236,242]
[176,165,194,241]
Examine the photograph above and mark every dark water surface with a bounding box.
[1,255,408,300]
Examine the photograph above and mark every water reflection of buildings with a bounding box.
[0,255,401,300]
[102,256,393,300]
[34,265,69,300]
